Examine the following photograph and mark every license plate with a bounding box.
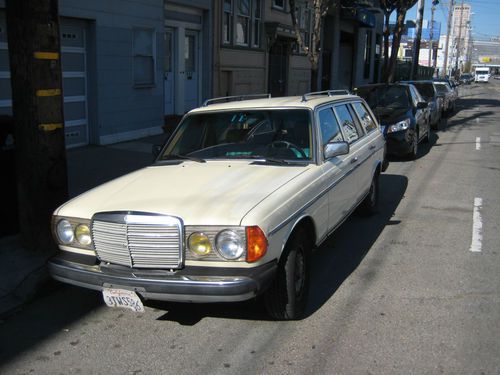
[102,288,145,313]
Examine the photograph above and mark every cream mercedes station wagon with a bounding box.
[49,91,386,320]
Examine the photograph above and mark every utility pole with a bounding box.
[442,0,455,77]
[454,0,465,77]
[428,2,436,67]
[6,0,68,254]
[410,0,425,80]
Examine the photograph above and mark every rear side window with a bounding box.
[352,102,377,133]
[334,104,360,144]
[318,107,343,146]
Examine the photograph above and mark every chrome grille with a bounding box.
[92,212,183,269]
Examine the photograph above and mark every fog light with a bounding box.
[75,224,92,246]
[188,232,212,256]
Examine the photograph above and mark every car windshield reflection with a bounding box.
[159,109,314,162]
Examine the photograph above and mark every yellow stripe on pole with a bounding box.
[33,51,59,60]
[36,89,61,97]
[39,123,63,131]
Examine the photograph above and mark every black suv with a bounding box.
[354,83,430,159]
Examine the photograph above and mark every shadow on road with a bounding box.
[149,173,408,324]
[0,284,102,367]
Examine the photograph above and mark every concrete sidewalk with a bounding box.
[0,133,169,318]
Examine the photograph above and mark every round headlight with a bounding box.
[188,232,212,256]
[75,224,92,246]
[215,230,244,260]
[56,219,74,244]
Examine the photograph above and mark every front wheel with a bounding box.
[407,130,419,160]
[359,172,379,216]
[264,229,310,320]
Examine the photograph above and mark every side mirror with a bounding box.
[416,101,428,109]
[324,141,349,160]
[152,144,162,158]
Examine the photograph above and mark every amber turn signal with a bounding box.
[246,226,268,262]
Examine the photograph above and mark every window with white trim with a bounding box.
[222,0,261,48]
[272,0,285,10]
[133,28,156,86]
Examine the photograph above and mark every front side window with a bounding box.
[318,107,343,146]
[223,0,261,48]
[160,109,313,161]
[133,28,155,86]
[335,104,360,144]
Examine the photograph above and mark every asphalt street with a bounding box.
[0,81,499,375]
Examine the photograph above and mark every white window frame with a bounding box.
[133,27,156,87]
[222,0,262,49]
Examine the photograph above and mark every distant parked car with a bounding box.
[494,73,500,80]
[404,80,443,130]
[354,83,430,159]
[433,81,456,115]
[459,73,473,85]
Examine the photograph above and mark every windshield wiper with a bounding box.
[160,154,206,163]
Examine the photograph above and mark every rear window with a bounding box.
[413,83,434,100]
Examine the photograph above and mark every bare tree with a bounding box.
[386,0,418,82]
[289,0,335,91]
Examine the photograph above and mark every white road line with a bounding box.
[476,137,481,150]
[469,198,483,253]
[476,118,480,124]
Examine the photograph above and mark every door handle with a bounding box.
[369,145,376,150]
[350,157,358,164]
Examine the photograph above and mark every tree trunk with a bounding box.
[410,0,425,80]
[382,10,391,80]
[387,9,407,83]
[6,0,68,253]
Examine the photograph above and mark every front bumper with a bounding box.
[385,129,413,156]
[48,252,277,303]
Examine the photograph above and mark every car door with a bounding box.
[351,101,381,196]
[332,103,365,210]
[317,105,353,232]
[409,85,428,141]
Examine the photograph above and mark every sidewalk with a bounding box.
[0,133,169,318]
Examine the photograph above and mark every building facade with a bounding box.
[1,0,165,147]
[1,0,384,148]
[450,2,471,73]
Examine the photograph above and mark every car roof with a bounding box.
[188,93,359,114]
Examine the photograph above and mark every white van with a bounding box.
[475,67,489,83]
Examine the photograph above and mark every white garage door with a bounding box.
[0,13,89,148]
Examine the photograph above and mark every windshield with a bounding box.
[355,86,410,110]
[476,69,489,74]
[413,83,434,100]
[159,109,313,162]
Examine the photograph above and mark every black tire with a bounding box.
[264,228,310,320]
[423,125,431,143]
[407,129,418,160]
[359,172,379,216]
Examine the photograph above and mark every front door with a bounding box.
[268,39,288,97]
[164,28,175,115]
[184,30,199,112]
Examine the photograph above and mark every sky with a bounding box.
[397,0,500,40]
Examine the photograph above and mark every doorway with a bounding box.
[268,39,288,97]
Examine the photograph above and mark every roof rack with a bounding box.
[301,90,351,102]
[203,93,271,106]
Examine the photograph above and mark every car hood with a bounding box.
[55,161,311,225]
[372,107,410,125]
